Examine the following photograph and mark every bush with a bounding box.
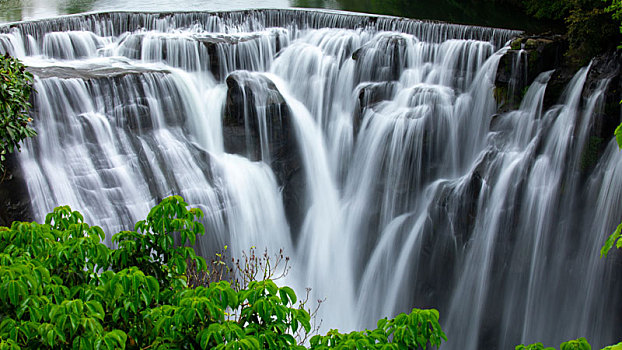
[0,54,35,173]
[516,338,596,350]
[523,0,572,20]
[521,0,620,66]
[0,196,447,349]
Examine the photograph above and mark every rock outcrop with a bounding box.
[496,33,622,173]
[495,34,566,112]
[223,71,306,237]
[0,153,34,226]
[580,52,622,172]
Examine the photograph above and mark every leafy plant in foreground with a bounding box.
[0,195,447,349]
[600,123,622,258]
[517,337,593,350]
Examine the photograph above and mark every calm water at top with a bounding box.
[0,0,292,23]
[0,0,550,32]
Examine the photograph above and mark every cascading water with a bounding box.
[2,9,621,349]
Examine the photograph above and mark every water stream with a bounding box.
[1,9,620,349]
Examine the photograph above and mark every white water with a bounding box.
[2,9,621,349]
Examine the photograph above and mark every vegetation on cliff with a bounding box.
[524,0,620,66]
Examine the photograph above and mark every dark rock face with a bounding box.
[223,71,294,161]
[0,153,34,226]
[580,53,622,173]
[223,71,306,238]
[26,68,177,134]
[27,65,170,81]
[352,34,412,84]
[584,52,622,136]
[354,81,398,134]
[520,36,566,82]
[495,34,566,112]
[196,32,283,82]
[496,33,622,174]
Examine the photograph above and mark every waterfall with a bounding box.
[2,9,621,349]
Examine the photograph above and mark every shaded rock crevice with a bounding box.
[223,71,306,238]
[0,153,34,226]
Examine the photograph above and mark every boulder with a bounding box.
[196,31,284,81]
[0,153,34,226]
[352,33,411,83]
[223,71,306,238]
[495,34,566,112]
[579,52,622,172]
[354,81,398,134]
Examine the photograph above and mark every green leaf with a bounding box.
[615,122,622,149]
[601,223,622,258]
[601,342,622,350]
[560,338,591,350]
[278,286,297,305]
[7,280,22,306]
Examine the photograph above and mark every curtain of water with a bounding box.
[2,9,620,349]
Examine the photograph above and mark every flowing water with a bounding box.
[1,9,621,349]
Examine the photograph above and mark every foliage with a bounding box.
[600,124,622,258]
[0,195,447,349]
[561,338,592,350]
[523,0,573,20]
[599,0,622,258]
[520,0,620,66]
[310,309,446,350]
[602,342,622,350]
[601,221,622,258]
[565,4,619,66]
[0,54,35,174]
[517,338,592,350]
[517,343,556,350]
[605,0,622,24]
[615,123,622,149]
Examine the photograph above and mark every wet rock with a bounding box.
[580,52,622,173]
[197,34,265,81]
[354,81,398,134]
[352,33,412,83]
[539,52,622,174]
[224,71,291,160]
[495,34,566,112]
[196,31,284,81]
[27,64,169,80]
[223,71,306,237]
[357,81,398,107]
[518,35,565,82]
[29,68,182,133]
[0,153,34,226]
[114,96,154,133]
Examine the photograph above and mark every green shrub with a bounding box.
[523,0,573,20]
[0,195,447,349]
[517,338,592,350]
[0,54,35,173]
[521,0,620,66]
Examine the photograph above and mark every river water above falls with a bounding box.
[1,9,621,349]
